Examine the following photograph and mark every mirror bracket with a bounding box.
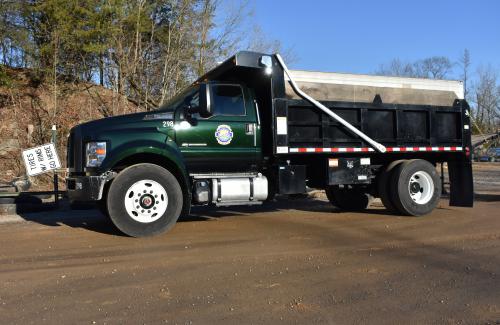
[198,83,212,118]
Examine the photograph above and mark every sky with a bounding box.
[247,0,500,79]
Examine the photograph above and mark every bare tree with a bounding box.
[459,49,471,99]
[376,56,453,79]
[0,0,298,110]
[195,0,253,75]
[415,56,453,79]
[245,25,297,64]
[472,65,500,132]
[376,58,419,77]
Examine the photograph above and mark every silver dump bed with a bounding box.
[286,70,464,106]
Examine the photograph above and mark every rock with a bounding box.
[11,177,31,192]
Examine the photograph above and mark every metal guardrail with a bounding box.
[0,191,66,198]
[1,125,62,208]
[471,132,500,149]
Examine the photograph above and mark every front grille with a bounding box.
[67,127,84,173]
[66,179,76,190]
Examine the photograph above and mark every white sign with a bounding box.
[22,143,61,176]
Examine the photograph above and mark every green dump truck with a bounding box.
[67,52,473,237]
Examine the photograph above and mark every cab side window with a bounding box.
[161,85,198,113]
[173,87,200,119]
[211,85,245,116]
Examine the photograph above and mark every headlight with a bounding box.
[86,142,106,167]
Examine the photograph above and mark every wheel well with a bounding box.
[113,153,183,180]
[105,153,191,215]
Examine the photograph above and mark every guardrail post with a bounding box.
[51,125,59,207]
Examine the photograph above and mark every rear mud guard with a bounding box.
[448,160,474,207]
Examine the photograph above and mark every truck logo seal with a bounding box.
[215,125,233,145]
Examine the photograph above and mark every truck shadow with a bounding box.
[183,197,394,222]
[473,193,500,202]
[15,193,498,236]
[18,207,126,236]
[16,197,383,236]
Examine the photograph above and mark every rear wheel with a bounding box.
[325,185,372,211]
[106,163,183,237]
[377,160,404,213]
[389,159,441,216]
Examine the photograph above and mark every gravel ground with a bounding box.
[470,162,500,193]
[0,163,498,324]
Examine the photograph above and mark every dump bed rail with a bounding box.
[275,54,386,153]
[273,98,470,155]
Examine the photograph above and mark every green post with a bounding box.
[51,125,59,206]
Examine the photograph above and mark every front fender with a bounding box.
[101,139,188,184]
[98,138,192,217]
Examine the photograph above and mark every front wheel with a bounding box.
[389,159,441,216]
[106,163,183,237]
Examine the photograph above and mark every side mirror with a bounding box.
[183,83,212,119]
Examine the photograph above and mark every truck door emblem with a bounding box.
[346,160,354,169]
[215,125,233,145]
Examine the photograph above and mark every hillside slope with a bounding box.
[0,66,139,190]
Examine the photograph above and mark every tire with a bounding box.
[325,186,341,206]
[97,198,110,218]
[106,163,183,237]
[377,160,404,213]
[389,159,441,216]
[325,185,372,211]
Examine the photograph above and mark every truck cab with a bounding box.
[171,83,261,173]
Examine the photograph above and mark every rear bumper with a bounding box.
[66,175,107,202]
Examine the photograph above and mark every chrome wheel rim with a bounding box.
[408,171,434,205]
[124,180,168,223]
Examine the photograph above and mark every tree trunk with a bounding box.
[99,53,104,86]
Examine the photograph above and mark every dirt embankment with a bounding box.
[0,66,139,190]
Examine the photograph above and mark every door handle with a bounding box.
[245,123,255,135]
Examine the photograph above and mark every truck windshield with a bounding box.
[157,85,198,112]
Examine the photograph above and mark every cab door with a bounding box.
[175,84,259,173]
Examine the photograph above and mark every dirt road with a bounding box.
[1,192,499,324]
[1,162,499,324]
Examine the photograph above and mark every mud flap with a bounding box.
[448,160,474,207]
